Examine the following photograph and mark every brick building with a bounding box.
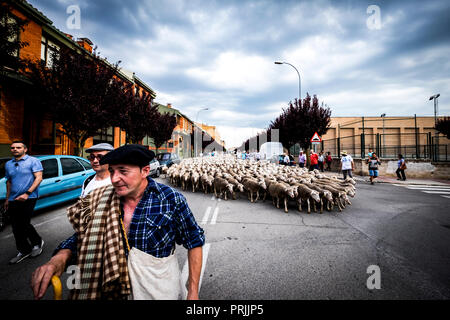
[0,0,156,157]
[321,116,450,160]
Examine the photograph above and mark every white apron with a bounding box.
[127,247,187,300]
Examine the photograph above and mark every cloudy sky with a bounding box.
[28,0,450,148]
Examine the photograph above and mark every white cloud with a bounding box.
[280,35,384,89]
[185,51,279,93]
[215,125,265,149]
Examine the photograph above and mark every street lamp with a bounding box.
[274,61,301,101]
[195,107,209,157]
[381,113,386,157]
[429,93,440,126]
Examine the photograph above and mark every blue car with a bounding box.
[0,155,95,229]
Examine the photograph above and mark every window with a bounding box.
[77,158,92,170]
[1,14,21,68]
[41,159,59,179]
[61,158,84,175]
[93,127,114,145]
[41,36,60,68]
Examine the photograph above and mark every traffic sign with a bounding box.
[310,132,322,143]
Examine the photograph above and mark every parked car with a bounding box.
[149,158,161,178]
[156,153,181,168]
[0,155,95,230]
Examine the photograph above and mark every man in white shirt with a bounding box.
[339,150,354,179]
[81,143,114,198]
[283,154,290,166]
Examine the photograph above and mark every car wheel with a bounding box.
[155,168,161,178]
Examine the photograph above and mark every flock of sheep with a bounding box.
[163,155,356,214]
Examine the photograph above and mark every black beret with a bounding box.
[99,144,155,167]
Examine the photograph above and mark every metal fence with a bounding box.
[322,132,450,161]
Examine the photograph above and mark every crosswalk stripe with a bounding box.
[393,184,450,189]
[422,191,450,194]
[393,183,450,198]
[406,187,450,191]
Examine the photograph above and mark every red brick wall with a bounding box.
[11,8,42,62]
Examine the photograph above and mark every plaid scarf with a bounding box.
[67,185,131,300]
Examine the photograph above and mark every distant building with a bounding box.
[142,103,196,158]
[321,116,449,160]
[196,123,226,149]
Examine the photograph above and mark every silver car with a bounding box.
[149,158,161,177]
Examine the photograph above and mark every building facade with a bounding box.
[0,0,156,157]
[321,116,449,160]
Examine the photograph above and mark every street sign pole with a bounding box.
[310,132,322,154]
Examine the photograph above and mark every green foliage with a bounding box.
[435,117,450,139]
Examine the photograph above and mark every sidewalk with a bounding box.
[320,171,450,186]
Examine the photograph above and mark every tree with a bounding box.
[149,112,177,153]
[268,93,331,151]
[24,47,126,156]
[0,1,29,71]
[118,87,159,144]
[435,117,450,139]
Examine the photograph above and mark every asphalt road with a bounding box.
[0,177,449,300]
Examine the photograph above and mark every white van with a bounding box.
[259,142,284,160]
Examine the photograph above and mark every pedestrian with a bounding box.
[367,148,374,159]
[80,143,114,198]
[298,151,306,168]
[283,153,290,166]
[340,150,354,179]
[5,141,44,264]
[318,151,324,172]
[309,150,319,171]
[367,152,381,185]
[325,151,332,171]
[396,154,407,181]
[32,144,205,300]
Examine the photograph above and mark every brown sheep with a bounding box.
[242,177,266,203]
[213,177,234,200]
[268,182,296,213]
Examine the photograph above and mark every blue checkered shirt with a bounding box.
[55,177,205,262]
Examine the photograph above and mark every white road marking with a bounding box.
[394,184,450,189]
[181,243,211,299]
[422,191,450,194]
[406,186,450,191]
[201,206,212,225]
[211,196,215,201]
[394,183,450,199]
[210,207,219,225]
